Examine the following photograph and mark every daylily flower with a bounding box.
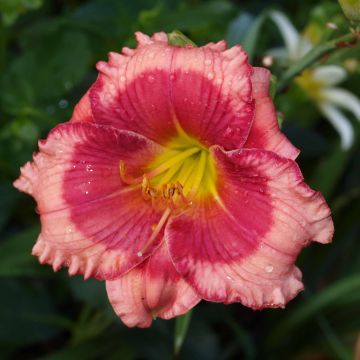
[269,10,360,149]
[14,32,334,328]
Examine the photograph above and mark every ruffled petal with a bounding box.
[89,32,253,149]
[70,90,94,123]
[106,242,201,328]
[166,147,333,308]
[14,122,166,280]
[244,67,299,159]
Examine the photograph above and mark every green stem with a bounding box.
[174,310,193,356]
[277,30,359,92]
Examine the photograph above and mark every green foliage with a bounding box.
[0,0,359,359]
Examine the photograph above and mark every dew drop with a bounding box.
[137,251,143,257]
[207,72,214,80]
[265,265,274,273]
[120,75,126,82]
[147,75,155,83]
[224,127,234,137]
[54,132,62,140]
[58,99,69,109]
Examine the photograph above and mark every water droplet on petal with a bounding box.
[224,127,234,137]
[265,265,274,273]
[207,72,214,80]
[120,75,126,82]
[137,251,143,257]
[148,75,155,83]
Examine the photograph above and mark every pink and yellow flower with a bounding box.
[14,32,334,328]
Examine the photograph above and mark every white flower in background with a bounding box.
[269,10,360,149]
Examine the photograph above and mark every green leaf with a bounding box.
[227,11,267,61]
[0,0,43,26]
[168,30,197,47]
[310,146,353,199]
[70,306,112,346]
[0,226,51,277]
[227,12,254,47]
[174,310,192,355]
[0,183,20,231]
[1,29,91,115]
[0,279,60,346]
[269,75,278,100]
[271,274,360,341]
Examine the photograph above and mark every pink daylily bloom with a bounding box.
[14,32,334,328]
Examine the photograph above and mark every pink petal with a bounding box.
[70,90,94,123]
[244,67,299,159]
[14,122,166,280]
[106,242,200,328]
[166,147,333,309]
[89,32,253,149]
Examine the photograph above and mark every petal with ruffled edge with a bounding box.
[166,148,333,308]
[244,67,299,159]
[89,32,254,149]
[70,90,94,123]
[14,122,165,280]
[106,242,201,328]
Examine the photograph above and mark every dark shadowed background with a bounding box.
[0,0,359,359]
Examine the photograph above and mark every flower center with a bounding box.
[119,131,217,258]
[295,69,325,101]
[120,131,217,212]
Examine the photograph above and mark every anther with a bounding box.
[175,181,192,206]
[119,160,142,185]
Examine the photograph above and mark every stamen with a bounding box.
[187,150,207,197]
[159,160,183,185]
[175,181,191,206]
[120,133,217,212]
[147,147,200,178]
[138,207,171,257]
[119,160,142,185]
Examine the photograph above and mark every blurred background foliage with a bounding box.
[0,0,359,359]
